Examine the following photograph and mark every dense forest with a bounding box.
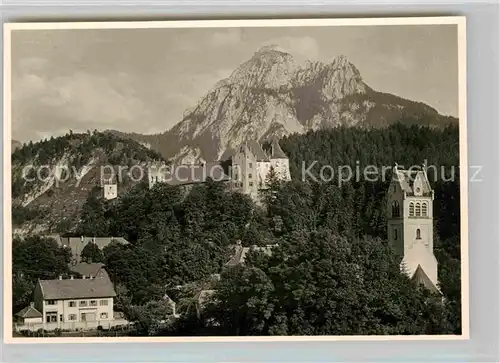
[12,123,461,336]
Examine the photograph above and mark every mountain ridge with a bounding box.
[106,47,457,163]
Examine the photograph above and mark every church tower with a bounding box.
[387,163,439,293]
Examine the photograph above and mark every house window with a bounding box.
[45,300,56,305]
[90,300,97,307]
[415,203,421,217]
[416,229,422,239]
[68,301,76,307]
[46,312,57,323]
[100,299,108,306]
[394,229,398,240]
[409,202,415,216]
[249,182,254,187]
[79,300,87,307]
[422,203,428,216]
[248,173,252,179]
[391,201,400,217]
[68,314,77,321]
[100,313,108,319]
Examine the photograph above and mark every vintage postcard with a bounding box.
[3,17,468,343]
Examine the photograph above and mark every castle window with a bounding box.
[416,229,421,239]
[249,182,254,187]
[248,173,252,179]
[415,203,421,217]
[391,201,400,217]
[422,203,428,217]
[409,202,415,216]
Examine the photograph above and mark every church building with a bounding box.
[387,164,440,294]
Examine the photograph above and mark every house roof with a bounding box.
[226,244,276,266]
[59,237,129,262]
[69,262,106,278]
[394,168,433,197]
[245,140,270,162]
[38,276,116,300]
[16,305,42,319]
[270,139,288,159]
[411,265,440,295]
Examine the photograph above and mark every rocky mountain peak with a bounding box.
[321,55,366,100]
[229,45,298,89]
[109,47,456,164]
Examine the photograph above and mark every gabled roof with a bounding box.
[38,276,116,300]
[59,237,129,262]
[16,304,42,319]
[411,265,440,295]
[393,167,433,197]
[270,139,288,159]
[69,262,107,278]
[243,141,269,162]
[225,244,276,266]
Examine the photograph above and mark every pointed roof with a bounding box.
[244,140,269,162]
[225,244,276,266]
[411,265,440,295]
[15,304,42,319]
[270,139,288,159]
[69,262,107,278]
[393,166,432,197]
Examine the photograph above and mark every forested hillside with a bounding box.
[11,131,164,234]
[12,123,461,336]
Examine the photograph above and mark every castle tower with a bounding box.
[270,139,291,181]
[232,141,261,200]
[100,167,118,200]
[387,163,439,293]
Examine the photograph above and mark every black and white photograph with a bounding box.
[3,17,468,341]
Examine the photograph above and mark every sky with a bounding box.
[10,24,459,142]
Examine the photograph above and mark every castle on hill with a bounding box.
[146,139,291,202]
[230,139,291,201]
[387,163,440,294]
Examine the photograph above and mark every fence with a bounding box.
[14,318,129,332]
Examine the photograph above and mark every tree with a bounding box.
[80,242,104,263]
[12,235,72,312]
[208,231,451,336]
[206,265,275,335]
[13,235,71,281]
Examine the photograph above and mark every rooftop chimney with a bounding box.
[58,275,62,280]
[70,275,74,280]
[82,276,86,279]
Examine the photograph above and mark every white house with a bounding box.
[31,274,118,330]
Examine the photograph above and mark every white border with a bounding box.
[2,16,468,344]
